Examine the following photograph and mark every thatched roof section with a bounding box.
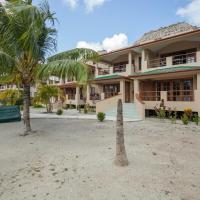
[135,22,198,45]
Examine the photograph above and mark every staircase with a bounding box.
[105,103,142,121]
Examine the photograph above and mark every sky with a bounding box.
[30,0,200,53]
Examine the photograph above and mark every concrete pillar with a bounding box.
[75,86,80,107]
[101,93,105,100]
[86,84,90,102]
[142,50,147,71]
[134,79,139,99]
[166,57,172,67]
[120,80,126,102]
[109,67,113,74]
[128,52,132,66]
[197,73,200,90]
[160,91,167,101]
[196,50,200,63]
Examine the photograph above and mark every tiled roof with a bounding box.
[134,66,200,76]
[135,22,198,45]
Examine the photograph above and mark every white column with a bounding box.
[128,52,132,66]
[109,66,113,74]
[166,56,172,66]
[120,80,126,102]
[134,79,139,97]
[142,50,147,71]
[75,86,80,107]
[86,84,90,102]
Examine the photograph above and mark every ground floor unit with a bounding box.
[57,66,200,119]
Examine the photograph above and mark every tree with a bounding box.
[115,99,128,166]
[35,85,61,113]
[0,0,57,135]
[0,0,98,135]
[0,89,22,105]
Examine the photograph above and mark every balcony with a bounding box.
[98,68,110,75]
[148,52,197,68]
[113,64,126,73]
[140,90,194,102]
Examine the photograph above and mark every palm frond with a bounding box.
[37,59,89,84]
[48,48,99,63]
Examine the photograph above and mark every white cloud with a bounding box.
[177,0,200,26]
[63,0,79,9]
[84,0,107,12]
[76,33,128,52]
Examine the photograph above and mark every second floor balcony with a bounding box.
[148,51,198,69]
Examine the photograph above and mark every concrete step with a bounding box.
[105,103,141,120]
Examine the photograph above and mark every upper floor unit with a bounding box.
[95,22,200,77]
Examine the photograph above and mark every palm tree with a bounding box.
[35,84,62,113]
[0,0,98,135]
[115,99,128,166]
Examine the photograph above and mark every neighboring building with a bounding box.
[0,84,36,97]
[51,22,200,120]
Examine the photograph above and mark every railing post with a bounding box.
[160,91,167,101]
[166,57,172,66]
[109,67,113,74]
[101,93,105,100]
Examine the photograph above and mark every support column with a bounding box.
[126,51,134,75]
[75,86,80,108]
[120,80,126,103]
[142,50,148,71]
[134,79,139,99]
[86,84,90,102]
[196,73,200,115]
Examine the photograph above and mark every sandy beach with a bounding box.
[0,118,200,200]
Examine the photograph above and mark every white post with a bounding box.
[142,50,147,71]
[86,84,90,102]
[120,80,126,102]
[166,57,172,67]
[75,86,80,108]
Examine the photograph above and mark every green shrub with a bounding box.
[33,104,44,108]
[97,112,105,122]
[193,114,200,126]
[181,114,189,125]
[56,109,63,115]
[84,104,88,114]
[155,108,166,119]
[170,111,177,124]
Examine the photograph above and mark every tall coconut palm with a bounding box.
[115,99,128,166]
[0,0,98,135]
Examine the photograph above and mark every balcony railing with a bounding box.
[98,68,109,75]
[148,58,167,68]
[113,65,126,73]
[140,90,194,102]
[67,94,75,100]
[90,93,101,101]
[105,91,119,99]
[148,52,197,68]
[167,90,194,101]
[140,91,161,101]
[172,52,196,65]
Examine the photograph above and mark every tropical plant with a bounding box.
[97,112,105,122]
[0,0,98,135]
[193,114,200,126]
[181,113,189,125]
[184,108,192,120]
[0,0,57,134]
[35,85,60,113]
[0,89,22,105]
[56,108,63,115]
[115,99,128,166]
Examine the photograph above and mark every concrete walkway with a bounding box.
[29,108,142,122]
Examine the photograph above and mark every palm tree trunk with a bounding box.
[22,82,32,135]
[115,99,128,166]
